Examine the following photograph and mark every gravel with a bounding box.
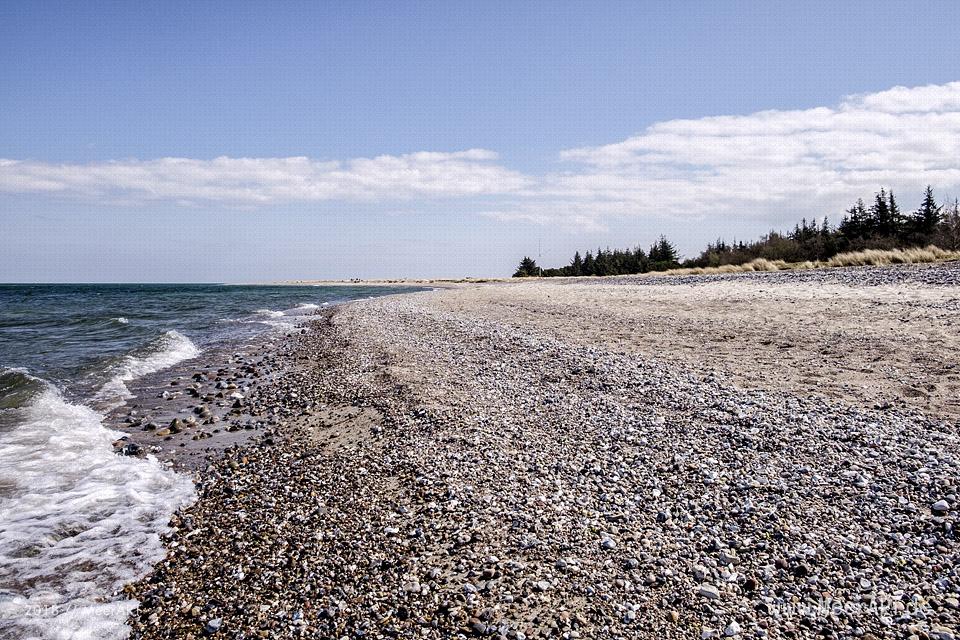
[593,260,960,288]
[127,265,959,639]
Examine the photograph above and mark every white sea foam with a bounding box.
[253,309,285,318]
[94,330,199,408]
[247,309,292,330]
[249,305,317,330]
[224,303,323,332]
[0,382,195,639]
[111,317,129,325]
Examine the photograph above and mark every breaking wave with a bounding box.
[93,331,200,408]
[0,369,195,639]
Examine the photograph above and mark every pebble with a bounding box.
[123,265,960,640]
[698,583,721,600]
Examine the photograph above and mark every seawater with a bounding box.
[0,283,420,639]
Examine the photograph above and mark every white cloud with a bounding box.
[0,150,529,204]
[4,82,960,230]
[523,81,960,227]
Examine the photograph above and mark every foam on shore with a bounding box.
[0,371,195,640]
[94,330,200,408]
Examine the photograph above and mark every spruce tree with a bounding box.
[914,185,942,235]
[594,248,611,276]
[870,189,891,236]
[841,198,868,238]
[582,251,595,276]
[649,235,679,269]
[657,236,679,263]
[569,251,584,276]
[512,256,539,278]
[888,190,903,236]
[514,183,956,277]
[648,241,661,263]
[820,216,836,257]
[633,246,648,273]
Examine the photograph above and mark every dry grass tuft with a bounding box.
[671,258,791,276]
[660,245,960,277]
[822,245,960,267]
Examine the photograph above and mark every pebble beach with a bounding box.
[119,263,959,640]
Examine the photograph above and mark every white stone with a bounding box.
[698,583,721,600]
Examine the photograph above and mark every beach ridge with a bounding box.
[126,263,959,639]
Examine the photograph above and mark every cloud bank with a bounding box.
[3,81,960,228]
[0,150,529,204]
[514,80,960,227]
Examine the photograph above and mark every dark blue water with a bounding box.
[0,283,422,639]
[0,283,418,397]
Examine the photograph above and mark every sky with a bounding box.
[3,1,960,281]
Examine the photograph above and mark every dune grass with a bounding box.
[666,245,960,276]
[822,245,960,267]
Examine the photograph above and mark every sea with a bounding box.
[0,283,421,640]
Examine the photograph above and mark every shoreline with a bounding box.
[248,254,960,289]
[105,328,298,472]
[238,279,498,287]
[124,263,959,639]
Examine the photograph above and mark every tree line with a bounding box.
[514,185,960,277]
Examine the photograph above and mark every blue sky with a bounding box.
[3,1,960,281]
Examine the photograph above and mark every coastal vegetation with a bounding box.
[514,186,960,277]
[664,245,960,276]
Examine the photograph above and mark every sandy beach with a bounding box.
[9,9,960,640]
[121,263,959,639]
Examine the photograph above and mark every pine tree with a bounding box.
[569,251,584,276]
[512,256,539,278]
[820,216,836,257]
[841,198,868,239]
[659,236,679,263]
[913,185,942,235]
[870,189,892,236]
[582,251,595,276]
[649,235,679,269]
[633,246,648,273]
[514,183,955,277]
[596,247,617,276]
[888,190,904,235]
